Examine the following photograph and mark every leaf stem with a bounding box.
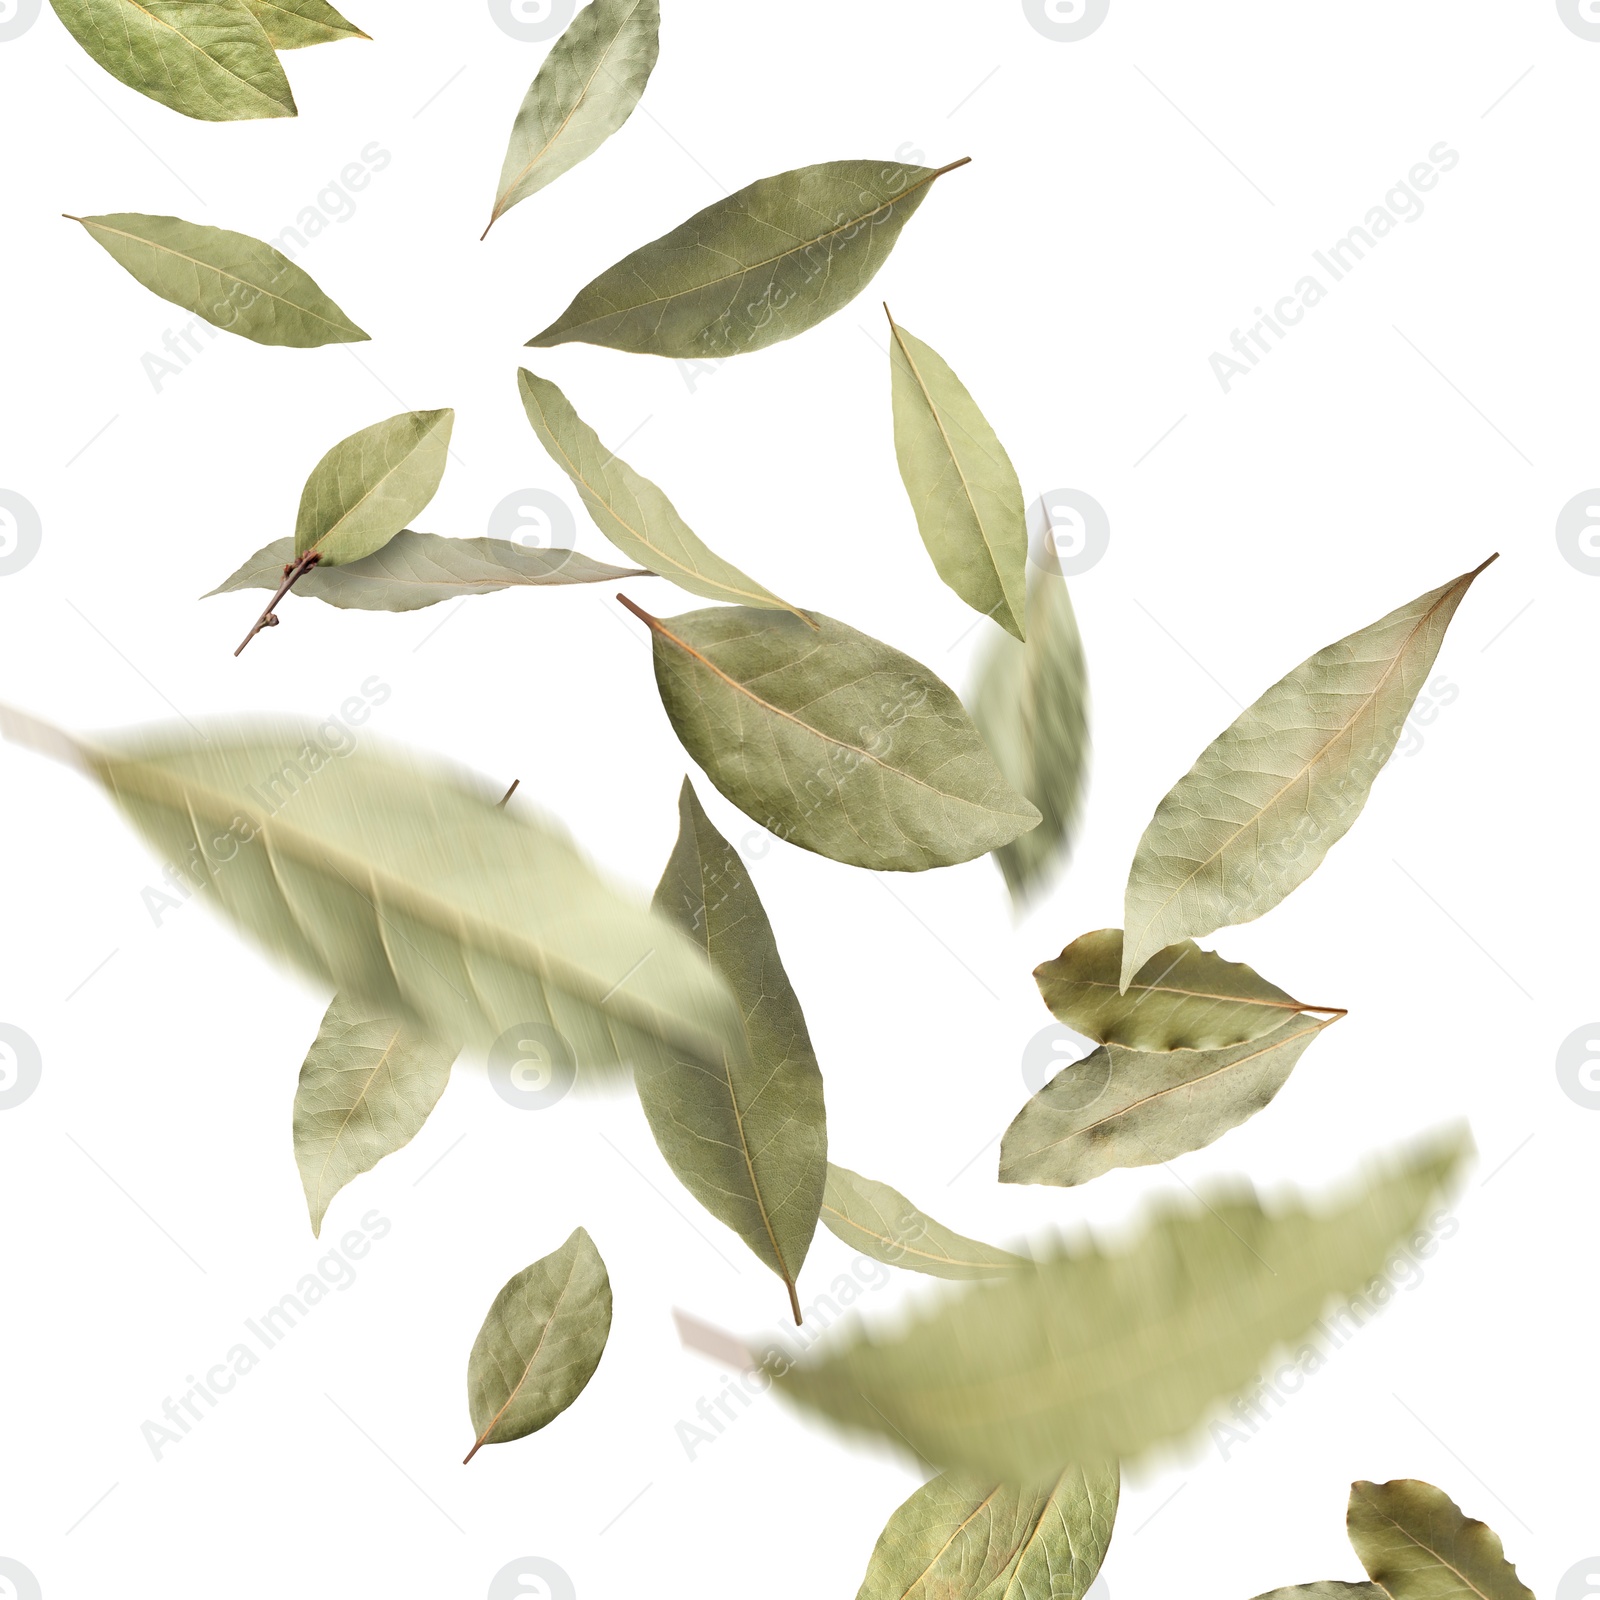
[234,551,321,656]
[786,1279,802,1327]
[496,779,520,808]
[616,592,659,630]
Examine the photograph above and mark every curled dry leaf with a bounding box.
[1346,1479,1534,1600]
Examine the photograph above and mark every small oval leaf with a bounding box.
[1250,1586,1386,1600]
[1346,1480,1534,1600]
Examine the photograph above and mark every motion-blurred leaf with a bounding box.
[528,156,969,356]
[1347,1480,1533,1600]
[245,0,366,47]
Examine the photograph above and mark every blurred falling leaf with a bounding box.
[465,1227,611,1461]
[1346,1480,1534,1600]
[245,0,366,47]
[1121,557,1496,988]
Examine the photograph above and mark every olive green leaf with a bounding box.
[623,601,1040,872]
[518,369,806,620]
[484,0,659,238]
[1250,1586,1385,1600]
[887,309,1028,641]
[295,410,454,566]
[645,780,826,1321]
[49,0,296,120]
[1347,1480,1534,1600]
[0,710,753,1092]
[822,1164,1027,1280]
[244,0,367,48]
[969,536,1089,906]
[999,1012,1339,1188]
[69,213,368,348]
[464,1227,612,1461]
[858,1463,1119,1600]
[1120,556,1497,989]
[292,993,456,1237]
[1035,928,1342,1054]
[772,1130,1469,1481]
[206,532,645,613]
[528,156,970,356]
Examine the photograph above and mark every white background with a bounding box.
[0,2,1595,1597]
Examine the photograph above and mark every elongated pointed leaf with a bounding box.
[1251,1587,1385,1600]
[772,1131,1468,1481]
[970,538,1089,905]
[519,368,805,619]
[465,1227,611,1460]
[49,0,296,120]
[71,213,368,348]
[858,1464,1119,1600]
[1347,1480,1533,1600]
[206,532,646,613]
[296,410,454,565]
[245,0,366,47]
[823,1164,1027,1280]
[1035,928,1338,1054]
[0,709,752,1093]
[646,780,826,1320]
[485,0,659,236]
[1000,1012,1338,1188]
[888,311,1027,640]
[292,993,456,1236]
[1121,557,1496,988]
[627,602,1040,872]
[528,156,969,356]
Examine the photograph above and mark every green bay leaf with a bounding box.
[465,1227,611,1461]
[485,0,659,236]
[822,1163,1027,1280]
[773,1130,1469,1481]
[292,993,456,1237]
[625,602,1040,872]
[857,1463,1119,1600]
[72,213,368,348]
[888,310,1028,640]
[527,156,969,356]
[519,368,805,618]
[50,0,296,120]
[245,0,366,47]
[646,780,827,1321]
[999,1012,1338,1188]
[1121,557,1496,988]
[1346,1480,1533,1600]
[1250,1586,1386,1600]
[1035,928,1340,1053]
[295,410,454,565]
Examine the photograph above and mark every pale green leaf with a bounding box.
[485,0,659,236]
[822,1163,1027,1280]
[527,156,969,356]
[464,1227,611,1461]
[1250,1586,1385,1600]
[71,213,368,348]
[646,779,826,1321]
[887,310,1027,641]
[1346,1480,1534,1600]
[206,531,645,613]
[295,410,454,565]
[1034,928,1340,1054]
[857,1464,1119,1600]
[626,602,1040,872]
[245,0,366,47]
[292,993,456,1237]
[49,0,296,120]
[969,539,1089,906]
[1000,1012,1338,1188]
[1121,557,1497,988]
[772,1131,1469,1481]
[519,368,806,619]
